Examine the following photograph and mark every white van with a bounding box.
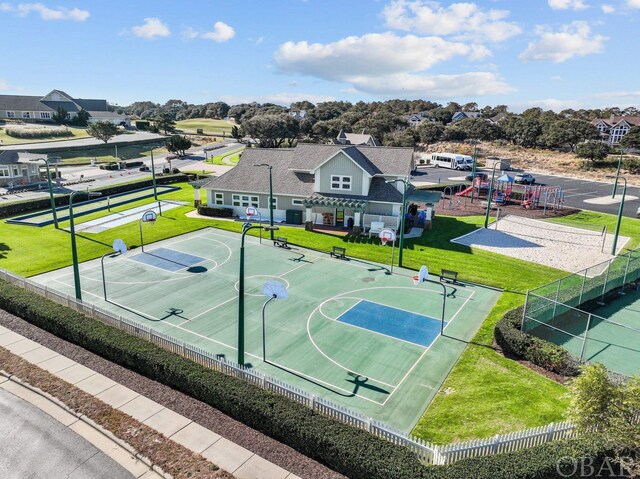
[430,153,472,170]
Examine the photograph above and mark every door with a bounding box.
[336,208,344,226]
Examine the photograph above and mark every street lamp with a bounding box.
[386,179,410,267]
[606,175,627,255]
[483,162,501,229]
[149,147,158,201]
[253,164,274,240]
[30,158,58,228]
[468,139,479,203]
[612,148,624,199]
[238,223,279,365]
[69,190,102,300]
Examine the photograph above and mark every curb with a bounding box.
[0,369,172,479]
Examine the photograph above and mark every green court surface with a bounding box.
[531,288,640,377]
[32,228,500,431]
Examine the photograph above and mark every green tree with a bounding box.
[568,363,640,475]
[451,117,503,141]
[86,121,119,144]
[52,106,70,125]
[417,122,444,143]
[70,109,90,127]
[543,118,600,152]
[231,125,243,143]
[502,115,542,147]
[165,135,192,156]
[154,113,176,135]
[383,128,419,147]
[621,126,640,149]
[242,114,300,148]
[576,141,611,166]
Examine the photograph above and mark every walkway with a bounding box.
[0,131,165,151]
[0,325,301,479]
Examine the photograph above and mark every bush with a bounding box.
[98,163,119,170]
[197,205,233,218]
[135,120,150,131]
[5,127,73,139]
[494,307,581,376]
[622,157,640,175]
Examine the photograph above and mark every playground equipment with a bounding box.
[521,185,564,214]
[443,184,467,209]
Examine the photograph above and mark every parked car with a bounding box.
[514,173,536,185]
[465,172,489,182]
[139,166,150,172]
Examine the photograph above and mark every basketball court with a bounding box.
[31,227,500,431]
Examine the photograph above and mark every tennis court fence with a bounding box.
[522,248,640,362]
[1,268,584,465]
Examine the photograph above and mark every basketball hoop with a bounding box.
[246,206,258,218]
[141,210,157,224]
[378,228,396,246]
[412,265,429,285]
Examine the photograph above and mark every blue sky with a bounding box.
[1,0,639,111]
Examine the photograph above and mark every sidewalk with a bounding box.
[0,324,299,479]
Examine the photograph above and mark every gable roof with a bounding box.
[0,151,46,165]
[0,90,110,114]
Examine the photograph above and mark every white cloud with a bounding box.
[1,2,89,20]
[601,4,615,13]
[548,0,588,11]
[382,0,522,43]
[201,21,235,42]
[627,0,640,8]
[0,79,10,90]
[592,90,640,104]
[255,36,264,45]
[519,21,606,63]
[131,17,171,39]
[182,26,199,39]
[220,92,335,106]
[275,32,489,80]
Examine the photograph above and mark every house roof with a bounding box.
[0,91,109,114]
[202,144,413,203]
[0,151,46,165]
[592,115,640,128]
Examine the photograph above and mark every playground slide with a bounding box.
[456,185,473,196]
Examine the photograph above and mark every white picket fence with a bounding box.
[0,268,582,465]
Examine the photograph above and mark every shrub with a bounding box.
[5,127,73,139]
[98,163,119,170]
[197,205,233,218]
[622,157,640,175]
[494,306,581,376]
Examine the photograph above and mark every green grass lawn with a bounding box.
[547,210,640,250]
[206,146,244,165]
[47,141,168,165]
[0,126,91,145]
[176,118,235,136]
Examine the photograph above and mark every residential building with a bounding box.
[334,129,381,147]
[403,112,432,127]
[0,151,44,187]
[451,111,481,122]
[289,110,307,121]
[0,89,129,126]
[203,143,414,230]
[591,114,640,145]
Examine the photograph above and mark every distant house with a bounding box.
[334,129,381,147]
[289,110,307,121]
[451,111,481,122]
[403,112,431,127]
[0,89,129,126]
[0,151,44,187]
[592,115,640,146]
[202,143,414,230]
[488,112,508,124]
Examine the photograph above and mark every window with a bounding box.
[330,175,351,191]
[40,112,51,119]
[22,112,31,119]
[0,168,9,177]
[292,198,304,206]
[232,194,258,207]
[12,167,19,176]
[6,111,15,118]
[214,193,224,205]
[270,197,277,209]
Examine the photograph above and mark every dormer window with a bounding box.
[331,175,351,191]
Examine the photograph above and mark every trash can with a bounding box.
[286,209,303,225]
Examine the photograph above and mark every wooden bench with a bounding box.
[440,269,458,283]
[330,246,346,259]
[273,236,289,249]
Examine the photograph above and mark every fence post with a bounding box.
[521,291,530,331]
[621,252,632,294]
[578,269,588,306]
[546,422,556,441]
[310,394,316,411]
[599,260,612,305]
[553,280,561,317]
[580,314,593,361]
[491,434,501,454]
[433,445,443,465]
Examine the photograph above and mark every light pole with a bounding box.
[612,148,624,199]
[149,147,158,201]
[606,175,627,255]
[69,190,102,300]
[261,281,288,363]
[254,164,274,240]
[30,158,58,228]
[238,223,279,365]
[483,162,501,229]
[470,139,478,203]
[386,179,409,267]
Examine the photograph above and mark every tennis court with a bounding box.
[32,228,500,430]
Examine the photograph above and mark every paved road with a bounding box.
[0,131,165,151]
[0,388,134,479]
[412,166,640,218]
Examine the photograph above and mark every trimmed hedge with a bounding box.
[0,280,626,478]
[495,306,581,376]
[0,175,189,219]
[197,205,234,218]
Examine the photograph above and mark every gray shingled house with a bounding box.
[203,143,414,230]
[0,89,128,126]
[0,151,44,187]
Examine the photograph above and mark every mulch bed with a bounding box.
[0,309,345,479]
[492,340,571,385]
[0,346,233,479]
[436,196,579,219]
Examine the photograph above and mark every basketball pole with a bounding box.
[390,238,396,274]
[423,277,447,336]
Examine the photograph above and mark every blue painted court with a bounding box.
[130,247,206,272]
[337,300,446,347]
